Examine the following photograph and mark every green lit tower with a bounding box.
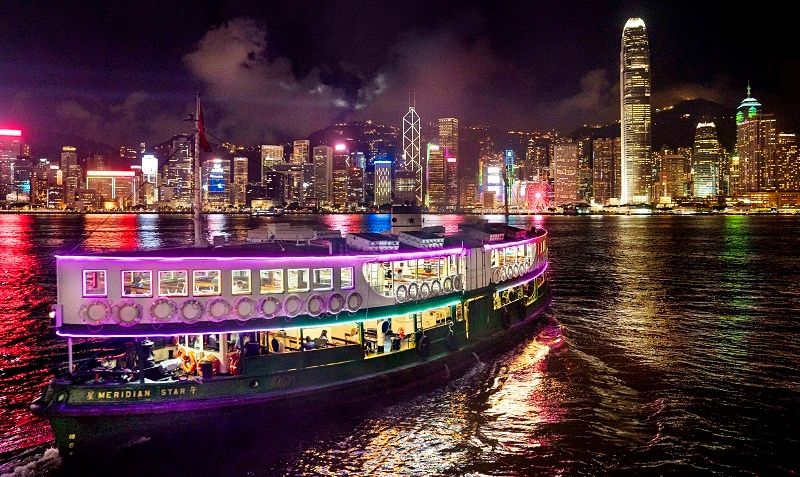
[734,83,777,193]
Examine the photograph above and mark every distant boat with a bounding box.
[251,207,284,217]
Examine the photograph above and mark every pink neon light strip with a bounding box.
[55,247,468,264]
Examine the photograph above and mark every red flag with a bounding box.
[197,100,213,153]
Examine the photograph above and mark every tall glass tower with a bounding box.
[692,122,721,198]
[620,17,652,204]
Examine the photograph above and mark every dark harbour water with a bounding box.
[1,213,799,476]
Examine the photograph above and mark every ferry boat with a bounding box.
[29,97,552,461]
[30,215,550,459]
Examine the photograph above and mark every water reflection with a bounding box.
[82,214,140,251]
[0,215,53,454]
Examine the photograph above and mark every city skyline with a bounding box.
[1,2,799,149]
[1,9,799,213]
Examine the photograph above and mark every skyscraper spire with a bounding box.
[747,80,752,97]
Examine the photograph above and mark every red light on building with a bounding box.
[0,129,22,137]
[334,144,347,152]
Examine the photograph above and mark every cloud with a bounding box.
[354,28,508,124]
[653,76,736,108]
[53,93,186,146]
[541,69,619,128]
[184,18,350,143]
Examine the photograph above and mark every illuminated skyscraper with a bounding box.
[692,122,722,198]
[232,156,248,208]
[735,84,777,193]
[166,138,193,208]
[347,166,364,205]
[0,128,22,199]
[776,133,799,191]
[620,17,652,204]
[592,137,621,204]
[141,154,159,205]
[402,105,422,203]
[332,144,350,207]
[260,145,284,184]
[313,146,333,206]
[655,148,688,201]
[552,141,579,205]
[374,160,392,206]
[60,146,79,208]
[437,118,459,208]
[292,140,310,164]
[202,158,231,210]
[426,143,446,209]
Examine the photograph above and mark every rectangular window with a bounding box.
[122,270,152,297]
[341,267,354,290]
[231,269,252,295]
[260,269,284,294]
[83,270,107,297]
[287,268,310,293]
[158,270,187,296]
[312,268,333,291]
[192,270,221,296]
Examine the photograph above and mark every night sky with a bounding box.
[1,0,798,152]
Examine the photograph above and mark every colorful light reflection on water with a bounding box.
[1,214,799,476]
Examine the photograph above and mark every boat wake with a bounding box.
[0,447,61,477]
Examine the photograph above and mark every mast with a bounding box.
[503,152,510,224]
[193,93,207,248]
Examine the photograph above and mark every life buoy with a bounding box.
[207,297,232,322]
[491,269,501,283]
[416,333,431,358]
[114,300,143,327]
[150,298,177,322]
[80,299,112,324]
[443,277,453,293]
[284,295,303,317]
[346,292,363,312]
[258,296,281,319]
[177,346,197,374]
[431,279,442,296]
[453,275,463,291]
[180,299,204,323]
[419,282,431,299]
[328,293,345,314]
[307,294,325,317]
[500,267,508,281]
[395,284,408,303]
[445,328,459,351]
[408,283,419,300]
[234,297,256,321]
